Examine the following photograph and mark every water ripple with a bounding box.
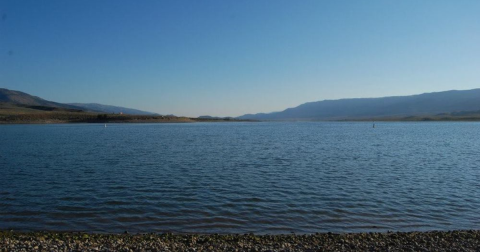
[1,122,480,233]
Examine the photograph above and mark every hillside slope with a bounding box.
[0,88,157,115]
[0,88,83,110]
[68,103,157,115]
[238,89,480,120]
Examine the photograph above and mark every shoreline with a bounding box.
[2,110,480,124]
[0,110,256,124]
[1,230,479,251]
[0,117,255,125]
[2,119,480,124]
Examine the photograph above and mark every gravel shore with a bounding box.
[1,230,479,251]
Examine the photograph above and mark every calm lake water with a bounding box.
[1,122,479,234]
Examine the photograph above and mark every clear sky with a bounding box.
[1,1,479,117]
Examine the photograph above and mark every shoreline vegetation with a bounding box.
[1,230,479,251]
[0,112,253,124]
[2,112,480,124]
[0,100,252,124]
[2,101,480,124]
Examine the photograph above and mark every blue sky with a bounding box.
[1,0,479,117]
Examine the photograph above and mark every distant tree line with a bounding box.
[97,114,108,120]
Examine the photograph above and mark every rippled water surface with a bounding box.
[1,122,479,233]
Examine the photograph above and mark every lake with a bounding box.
[0,122,479,234]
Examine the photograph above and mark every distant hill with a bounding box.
[68,103,157,115]
[0,88,158,115]
[0,88,84,111]
[238,89,480,121]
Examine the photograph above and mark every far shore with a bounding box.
[2,110,480,124]
[1,230,479,251]
[0,113,255,124]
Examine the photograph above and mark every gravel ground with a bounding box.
[1,230,479,251]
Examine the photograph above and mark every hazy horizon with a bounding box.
[1,1,480,117]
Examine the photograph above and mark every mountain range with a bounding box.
[238,89,480,120]
[0,88,84,111]
[2,87,480,120]
[0,88,157,115]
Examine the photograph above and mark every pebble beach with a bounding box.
[1,230,480,251]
